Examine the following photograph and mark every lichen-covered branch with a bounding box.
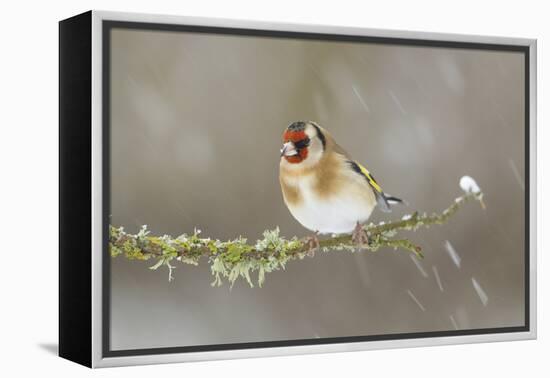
[110,177,484,288]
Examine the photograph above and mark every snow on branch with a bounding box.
[109,177,485,288]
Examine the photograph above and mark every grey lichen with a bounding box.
[109,181,484,287]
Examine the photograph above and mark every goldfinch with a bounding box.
[279,121,403,249]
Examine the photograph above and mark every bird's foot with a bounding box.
[352,222,369,251]
[304,231,320,257]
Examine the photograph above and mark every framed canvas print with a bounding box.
[59,10,537,368]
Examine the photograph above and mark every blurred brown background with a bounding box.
[109,28,525,350]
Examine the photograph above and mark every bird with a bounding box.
[279,121,404,252]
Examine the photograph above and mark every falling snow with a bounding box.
[508,159,525,191]
[352,85,371,113]
[444,240,462,269]
[472,277,489,306]
[388,90,407,115]
[432,265,444,292]
[407,289,426,312]
[449,315,459,330]
[410,254,429,278]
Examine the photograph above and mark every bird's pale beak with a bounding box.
[280,142,297,157]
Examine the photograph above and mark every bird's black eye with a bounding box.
[294,137,311,150]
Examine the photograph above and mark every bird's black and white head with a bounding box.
[280,121,327,169]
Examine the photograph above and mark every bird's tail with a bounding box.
[377,193,407,212]
[385,194,405,205]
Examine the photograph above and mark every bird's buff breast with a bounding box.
[282,174,376,235]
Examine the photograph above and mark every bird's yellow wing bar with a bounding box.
[354,161,383,194]
[348,160,397,212]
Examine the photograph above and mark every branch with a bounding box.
[110,176,485,287]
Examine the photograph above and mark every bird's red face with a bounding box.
[281,123,311,164]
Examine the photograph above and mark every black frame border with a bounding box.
[59,11,93,367]
[101,20,530,358]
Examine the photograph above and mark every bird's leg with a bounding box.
[352,222,369,250]
[304,231,320,257]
